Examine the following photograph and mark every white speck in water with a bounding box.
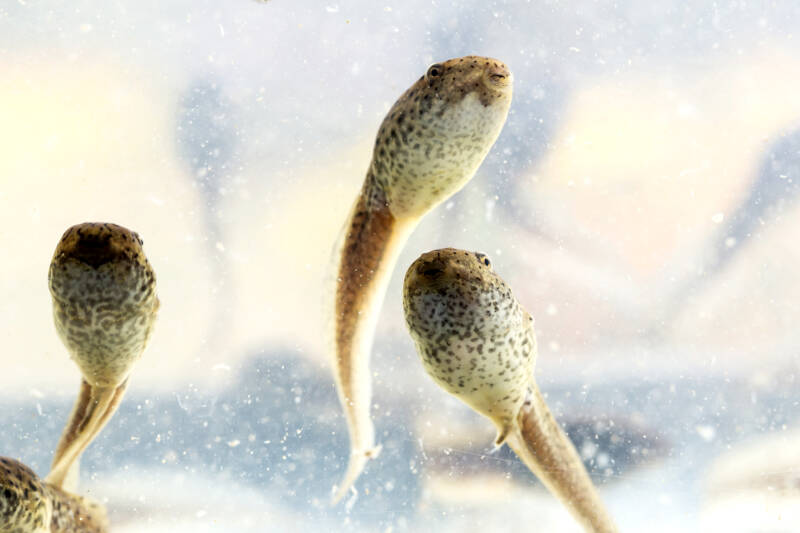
[79,23,92,33]
[485,197,495,222]
[444,201,454,210]
[695,424,715,442]
[549,341,560,352]
[711,212,724,224]
[215,241,225,252]
[546,303,558,316]
[218,24,225,37]
[212,363,231,372]
[29,388,44,399]
[161,450,177,464]
[580,440,598,460]
[196,510,207,518]
[35,403,43,416]
[725,237,737,248]
[326,5,339,13]
[228,439,241,447]
[596,452,609,468]
[174,393,189,412]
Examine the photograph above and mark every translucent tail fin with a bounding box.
[504,386,618,533]
[330,444,382,505]
[47,380,128,489]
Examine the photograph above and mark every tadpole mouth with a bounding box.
[55,223,140,269]
[484,63,512,91]
[405,248,487,296]
[68,234,116,268]
[422,267,444,278]
[418,259,446,280]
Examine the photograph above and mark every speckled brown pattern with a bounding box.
[365,56,512,218]
[0,457,51,532]
[0,457,108,533]
[330,56,512,502]
[46,223,159,489]
[404,248,534,443]
[403,249,617,533]
[48,486,107,533]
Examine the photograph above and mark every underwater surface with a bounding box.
[2,349,798,531]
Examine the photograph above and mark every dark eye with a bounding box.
[475,252,491,268]
[426,63,444,80]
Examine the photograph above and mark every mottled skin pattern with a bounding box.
[403,249,534,443]
[403,249,618,533]
[331,56,512,502]
[0,457,108,533]
[46,223,159,490]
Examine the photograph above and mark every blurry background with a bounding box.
[1,1,799,531]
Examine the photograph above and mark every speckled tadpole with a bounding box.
[329,56,512,502]
[403,249,617,533]
[46,223,159,490]
[0,456,108,533]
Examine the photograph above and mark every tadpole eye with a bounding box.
[426,63,444,80]
[475,252,491,268]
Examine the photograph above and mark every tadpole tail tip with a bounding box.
[330,444,381,506]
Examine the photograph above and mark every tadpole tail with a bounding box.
[504,385,618,533]
[328,189,414,504]
[46,380,128,490]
